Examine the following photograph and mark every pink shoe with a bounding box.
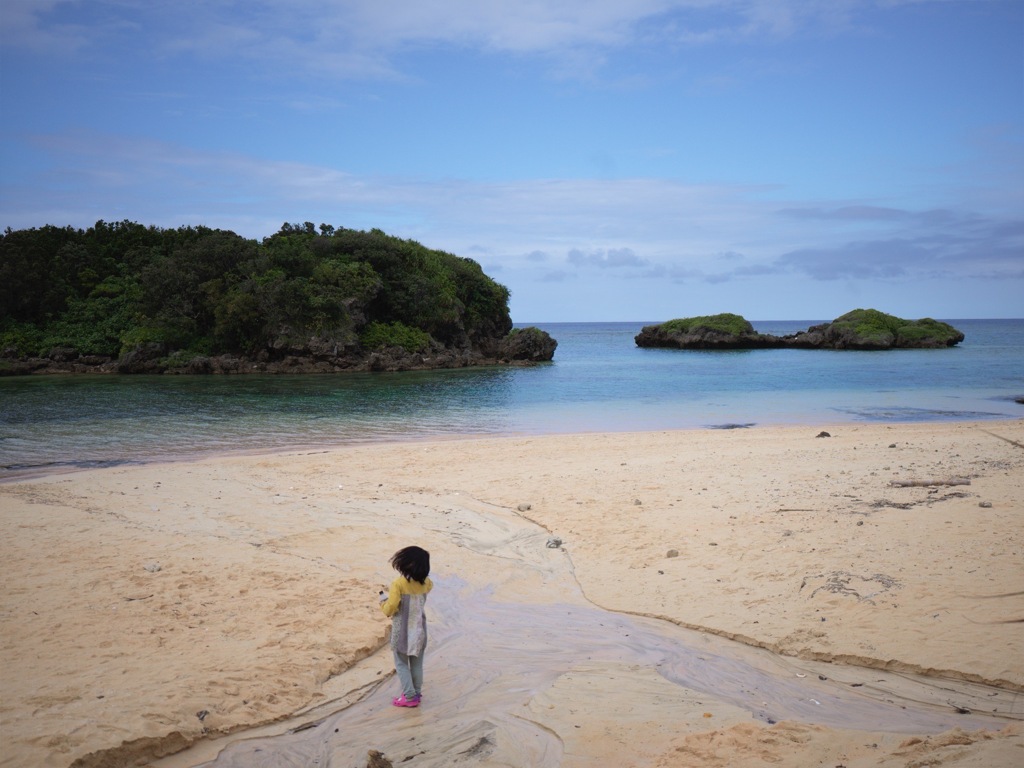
[392,694,419,708]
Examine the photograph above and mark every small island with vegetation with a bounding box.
[0,220,556,375]
[635,310,965,350]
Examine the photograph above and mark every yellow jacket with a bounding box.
[381,575,433,618]
[381,575,433,656]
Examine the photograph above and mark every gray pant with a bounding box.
[393,649,424,699]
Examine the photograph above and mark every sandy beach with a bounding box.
[2,420,1022,767]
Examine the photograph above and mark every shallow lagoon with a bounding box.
[2,319,1021,478]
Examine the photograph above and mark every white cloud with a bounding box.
[0,0,92,54]
[778,205,911,221]
[6,130,1021,289]
[567,247,649,268]
[2,0,959,79]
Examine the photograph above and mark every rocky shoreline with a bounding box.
[1,327,558,376]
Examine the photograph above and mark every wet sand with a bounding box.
[1,420,1022,767]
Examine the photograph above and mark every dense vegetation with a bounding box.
[825,309,961,348]
[0,220,545,373]
[657,313,755,337]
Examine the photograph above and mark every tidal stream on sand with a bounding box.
[147,491,1020,768]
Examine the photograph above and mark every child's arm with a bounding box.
[380,580,402,617]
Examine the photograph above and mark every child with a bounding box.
[379,545,432,708]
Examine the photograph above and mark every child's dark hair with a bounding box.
[390,545,430,584]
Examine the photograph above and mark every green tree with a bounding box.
[1,220,515,368]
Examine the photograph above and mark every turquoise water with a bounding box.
[1,319,1021,477]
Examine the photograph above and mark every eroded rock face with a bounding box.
[498,327,558,362]
[116,342,168,373]
[1,327,558,376]
[634,322,771,350]
[635,310,964,351]
[781,314,964,350]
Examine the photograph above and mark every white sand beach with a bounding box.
[1,420,1022,767]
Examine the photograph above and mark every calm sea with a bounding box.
[1,319,1021,478]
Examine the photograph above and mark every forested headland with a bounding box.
[0,220,556,375]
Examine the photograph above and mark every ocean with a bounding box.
[1,319,1021,478]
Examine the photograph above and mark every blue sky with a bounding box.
[2,1,1022,322]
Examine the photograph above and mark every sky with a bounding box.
[1,1,1022,322]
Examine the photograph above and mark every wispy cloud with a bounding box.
[778,205,911,221]
[0,0,95,54]
[567,247,650,268]
[6,130,1021,291]
[2,0,960,80]
[776,226,1024,281]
